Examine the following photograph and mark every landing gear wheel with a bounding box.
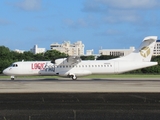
[11,76,15,80]
[72,75,77,80]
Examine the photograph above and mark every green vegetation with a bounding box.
[0,45,160,75]
[81,74,160,78]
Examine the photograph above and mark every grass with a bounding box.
[80,74,160,78]
[1,74,160,79]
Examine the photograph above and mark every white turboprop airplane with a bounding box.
[3,36,158,80]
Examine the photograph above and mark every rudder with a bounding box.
[119,36,157,62]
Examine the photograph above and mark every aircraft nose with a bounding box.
[3,69,7,75]
[3,68,10,75]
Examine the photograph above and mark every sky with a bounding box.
[1,0,160,54]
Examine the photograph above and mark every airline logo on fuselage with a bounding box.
[140,46,150,58]
[31,62,55,72]
[31,63,45,70]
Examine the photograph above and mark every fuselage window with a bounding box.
[95,65,97,67]
[104,65,106,67]
[92,65,94,67]
[89,65,90,67]
[101,65,103,67]
[79,65,81,67]
[98,65,100,67]
[85,65,87,67]
[63,66,65,68]
[66,65,68,68]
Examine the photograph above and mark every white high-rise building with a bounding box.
[30,45,46,54]
[50,41,85,56]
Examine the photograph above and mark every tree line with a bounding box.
[0,46,160,74]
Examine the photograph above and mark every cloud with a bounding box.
[103,10,141,24]
[100,0,160,9]
[0,18,11,25]
[82,0,160,12]
[63,15,102,29]
[14,0,42,11]
[95,29,121,36]
[64,18,88,29]
[82,0,160,25]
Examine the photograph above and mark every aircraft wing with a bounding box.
[67,56,81,64]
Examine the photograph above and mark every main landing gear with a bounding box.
[11,76,15,80]
[68,73,77,80]
[71,75,77,80]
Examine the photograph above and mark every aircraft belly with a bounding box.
[74,70,92,76]
[57,69,92,77]
[118,62,158,73]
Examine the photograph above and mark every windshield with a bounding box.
[10,64,18,67]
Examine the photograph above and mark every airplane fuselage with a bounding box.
[3,60,157,77]
[3,36,158,80]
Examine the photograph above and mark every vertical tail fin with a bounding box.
[120,36,157,62]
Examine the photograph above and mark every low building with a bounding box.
[99,47,135,57]
[30,45,46,54]
[14,49,25,53]
[86,49,94,55]
[50,41,85,56]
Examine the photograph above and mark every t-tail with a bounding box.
[118,36,157,62]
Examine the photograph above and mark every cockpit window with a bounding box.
[11,64,18,67]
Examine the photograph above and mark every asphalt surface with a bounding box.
[0,93,160,120]
[0,78,160,119]
[1,78,160,93]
